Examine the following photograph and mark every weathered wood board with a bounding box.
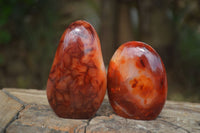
[0,88,199,133]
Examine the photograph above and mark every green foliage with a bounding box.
[179,27,200,67]
[0,30,11,44]
[168,0,200,102]
[86,0,100,13]
[0,0,58,89]
[0,6,11,26]
[0,0,36,44]
[0,54,4,65]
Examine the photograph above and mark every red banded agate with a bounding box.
[46,20,107,119]
[107,41,167,120]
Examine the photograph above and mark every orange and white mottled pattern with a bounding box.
[107,41,167,120]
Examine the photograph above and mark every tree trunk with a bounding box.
[117,2,134,48]
[100,0,117,65]
[137,0,175,65]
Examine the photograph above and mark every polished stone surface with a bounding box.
[107,41,167,120]
[46,20,107,119]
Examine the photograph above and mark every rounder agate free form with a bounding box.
[107,41,167,120]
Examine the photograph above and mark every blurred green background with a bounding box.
[0,0,200,102]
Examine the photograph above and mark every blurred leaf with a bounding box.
[86,0,100,13]
[0,6,12,27]
[0,19,8,27]
[1,6,12,17]
[0,30,11,44]
[179,27,200,66]
[17,76,30,88]
[0,54,4,65]
[23,0,35,5]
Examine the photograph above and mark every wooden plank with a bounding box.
[2,88,200,132]
[3,88,48,105]
[86,101,200,133]
[6,104,87,133]
[0,91,23,132]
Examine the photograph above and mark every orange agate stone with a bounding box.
[107,41,167,120]
[46,20,107,119]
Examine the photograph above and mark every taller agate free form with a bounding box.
[107,41,167,120]
[46,20,107,119]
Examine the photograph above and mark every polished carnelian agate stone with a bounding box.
[107,41,167,120]
[46,20,107,119]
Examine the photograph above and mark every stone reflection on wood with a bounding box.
[46,20,107,119]
[107,41,167,120]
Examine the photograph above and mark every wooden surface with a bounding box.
[0,88,200,133]
[0,91,23,133]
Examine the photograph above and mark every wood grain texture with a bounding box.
[0,90,23,133]
[0,88,199,132]
[3,88,48,105]
[6,104,87,133]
